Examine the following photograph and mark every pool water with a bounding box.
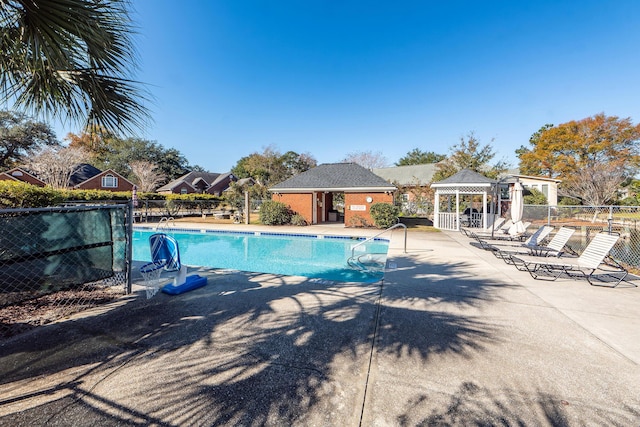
[132,229,390,283]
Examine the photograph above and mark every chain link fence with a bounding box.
[0,203,132,339]
[133,199,269,223]
[523,205,640,270]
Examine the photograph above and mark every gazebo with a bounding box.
[430,169,500,231]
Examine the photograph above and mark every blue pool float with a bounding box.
[161,274,208,295]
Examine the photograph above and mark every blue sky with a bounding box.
[59,1,640,172]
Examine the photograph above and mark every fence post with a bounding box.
[608,206,613,234]
[126,200,134,294]
[547,205,551,226]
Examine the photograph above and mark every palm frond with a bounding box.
[0,0,150,135]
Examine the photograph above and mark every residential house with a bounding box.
[502,170,561,206]
[70,164,135,192]
[157,171,237,195]
[0,164,134,192]
[0,167,46,187]
[372,164,437,214]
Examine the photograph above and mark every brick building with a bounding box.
[269,163,396,226]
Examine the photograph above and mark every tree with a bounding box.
[0,110,58,169]
[0,0,149,134]
[342,150,388,169]
[66,131,192,180]
[65,125,115,160]
[129,160,166,192]
[26,146,90,189]
[562,161,628,205]
[396,148,446,166]
[518,114,640,204]
[432,132,508,181]
[232,146,316,187]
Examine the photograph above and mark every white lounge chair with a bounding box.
[460,218,508,237]
[509,232,631,287]
[478,225,554,253]
[489,226,574,262]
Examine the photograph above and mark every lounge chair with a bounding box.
[461,219,511,238]
[469,221,532,242]
[509,232,631,287]
[489,227,575,263]
[478,225,554,254]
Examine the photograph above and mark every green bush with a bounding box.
[559,196,581,206]
[370,202,400,229]
[63,189,130,201]
[259,200,292,225]
[0,181,64,208]
[290,214,307,226]
[523,188,547,205]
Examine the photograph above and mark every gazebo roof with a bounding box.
[430,168,496,188]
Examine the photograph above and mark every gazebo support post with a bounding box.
[455,189,460,231]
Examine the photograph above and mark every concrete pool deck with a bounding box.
[0,224,639,425]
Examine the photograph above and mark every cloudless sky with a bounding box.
[58,1,640,172]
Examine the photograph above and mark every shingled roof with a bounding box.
[372,164,437,186]
[430,168,496,187]
[270,163,396,192]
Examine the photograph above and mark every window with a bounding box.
[102,174,118,188]
[401,194,409,202]
[180,187,188,194]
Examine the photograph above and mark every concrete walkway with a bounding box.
[0,225,639,426]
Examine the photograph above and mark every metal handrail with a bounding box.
[351,223,407,259]
[155,216,175,231]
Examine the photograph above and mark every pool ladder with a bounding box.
[155,216,176,231]
[347,223,407,274]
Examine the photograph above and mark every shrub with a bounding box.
[290,214,307,226]
[259,201,292,225]
[0,181,64,208]
[347,214,372,228]
[523,188,547,205]
[370,202,400,229]
[63,189,130,201]
[558,196,581,206]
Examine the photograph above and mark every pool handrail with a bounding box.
[350,223,407,259]
[155,216,175,231]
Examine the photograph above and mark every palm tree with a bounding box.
[0,0,149,135]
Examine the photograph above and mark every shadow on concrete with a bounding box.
[0,251,637,425]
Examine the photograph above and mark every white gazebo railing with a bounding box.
[437,212,459,230]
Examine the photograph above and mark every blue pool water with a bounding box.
[132,228,390,283]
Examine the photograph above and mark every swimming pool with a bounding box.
[132,228,390,283]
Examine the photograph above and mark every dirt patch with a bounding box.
[0,286,121,339]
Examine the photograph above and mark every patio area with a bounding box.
[0,225,639,425]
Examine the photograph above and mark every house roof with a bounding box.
[372,164,437,186]
[69,164,102,186]
[270,163,397,192]
[157,171,223,193]
[430,168,496,188]
[207,172,237,194]
[1,167,47,185]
